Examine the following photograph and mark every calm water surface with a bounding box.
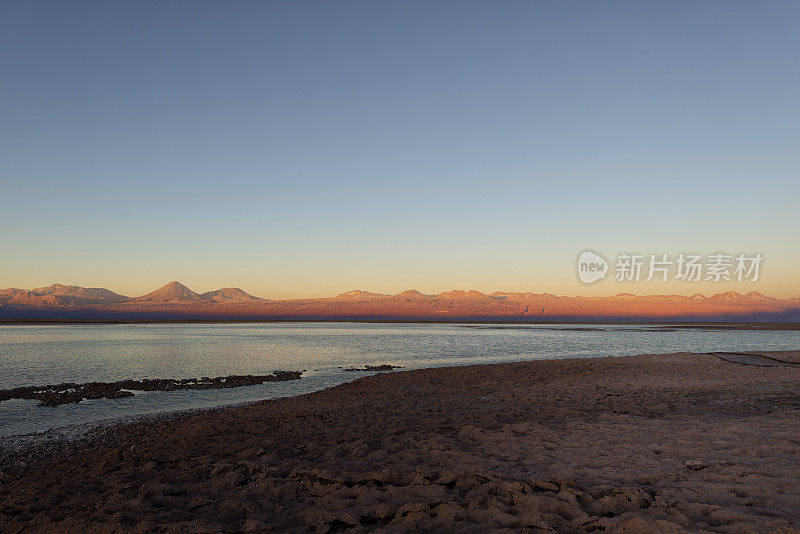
[1,322,798,437]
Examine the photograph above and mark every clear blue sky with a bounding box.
[1,1,798,298]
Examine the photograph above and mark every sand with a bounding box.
[1,352,799,533]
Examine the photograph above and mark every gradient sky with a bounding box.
[1,1,798,299]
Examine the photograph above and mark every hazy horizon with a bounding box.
[2,279,796,301]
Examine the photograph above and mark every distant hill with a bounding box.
[0,283,128,307]
[32,284,128,301]
[200,288,263,302]
[396,290,431,300]
[129,282,262,304]
[1,283,799,322]
[334,290,389,300]
[130,281,206,303]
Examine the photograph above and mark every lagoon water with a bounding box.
[1,322,799,437]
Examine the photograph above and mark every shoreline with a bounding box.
[0,370,304,407]
[2,350,796,447]
[1,318,800,330]
[2,348,796,442]
[2,351,799,532]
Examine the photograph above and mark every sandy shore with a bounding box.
[1,352,799,533]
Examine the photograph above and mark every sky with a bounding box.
[1,1,798,299]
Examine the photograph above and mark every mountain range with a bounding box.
[129,282,264,304]
[1,281,799,322]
